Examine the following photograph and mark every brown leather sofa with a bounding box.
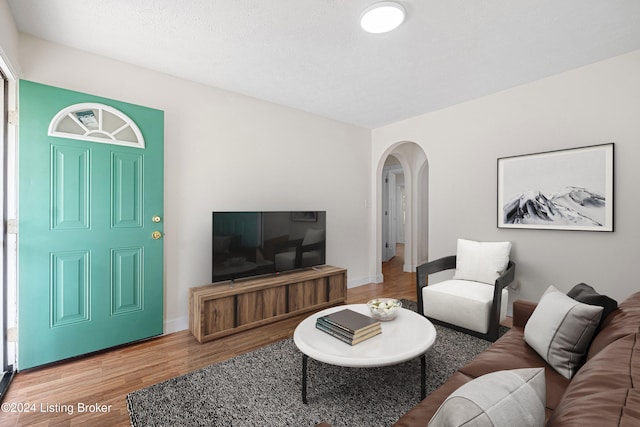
[399,290,640,426]
[318,291,640,427]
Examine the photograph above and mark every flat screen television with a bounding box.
[212,211,326,283]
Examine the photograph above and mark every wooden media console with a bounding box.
[189,265,347,343]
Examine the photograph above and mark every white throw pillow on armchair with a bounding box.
[453,239,512,285]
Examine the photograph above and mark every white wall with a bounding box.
[372,50,640,305]
[7,12,640,334]
[16,34,373,332]
[0,0,19,76]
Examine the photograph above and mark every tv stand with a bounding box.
[189,265,347,343]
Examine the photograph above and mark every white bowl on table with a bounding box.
[367,298,402,321]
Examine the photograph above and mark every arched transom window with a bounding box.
[48,103,145,148]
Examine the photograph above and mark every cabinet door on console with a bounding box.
[237,288,287,325]
[289,279,329,311]
[203,296,236,337]
[328,273,347,301]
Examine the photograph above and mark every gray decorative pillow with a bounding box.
[567,283,617,329]
[428,368,546,427]
[524,285,603,379]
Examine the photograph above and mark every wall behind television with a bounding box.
[15,34,373,333]
[372,49,640,305]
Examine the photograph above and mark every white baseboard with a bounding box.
[164,316,189,334]
[347,274,382,288]
[403,263,417,273]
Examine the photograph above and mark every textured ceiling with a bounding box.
[7,0,640,128]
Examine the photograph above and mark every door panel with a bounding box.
[18,80,164,369]
[112,152,143,228]
[51,250,90,326]
[111,247,143,314]
[51,144,90,230]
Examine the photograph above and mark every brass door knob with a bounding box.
[152,231,162,239]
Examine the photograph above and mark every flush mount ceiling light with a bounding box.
[360,1,406,34]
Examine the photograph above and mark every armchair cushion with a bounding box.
[453,239,512,285]
[422,280,508,334]
[428,368,546,427]
[524,285,603,379]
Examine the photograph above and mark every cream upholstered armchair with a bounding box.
[417,239,515,342]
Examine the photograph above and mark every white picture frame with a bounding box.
[497,143,614,231]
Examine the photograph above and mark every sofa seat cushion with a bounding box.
[422,280,508,334]
[459,328,570,413]
[548,388,640,427]
[587,291,640,359]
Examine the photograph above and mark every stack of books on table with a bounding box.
[316,308,382,345]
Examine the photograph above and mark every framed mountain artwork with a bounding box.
[497,143,614,231]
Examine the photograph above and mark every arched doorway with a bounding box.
[376,142,428,282]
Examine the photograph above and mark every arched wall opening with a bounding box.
[375,141,429,282]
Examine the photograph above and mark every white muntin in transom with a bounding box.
[48,102,145,148]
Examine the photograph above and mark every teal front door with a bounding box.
[18,81,164,369]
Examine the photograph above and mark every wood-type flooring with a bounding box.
[1,246,415,426]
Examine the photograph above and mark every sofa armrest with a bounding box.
[513,300,537,328]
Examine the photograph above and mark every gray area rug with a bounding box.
[127,301,502,427]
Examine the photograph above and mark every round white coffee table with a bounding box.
[293,303,437,403]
